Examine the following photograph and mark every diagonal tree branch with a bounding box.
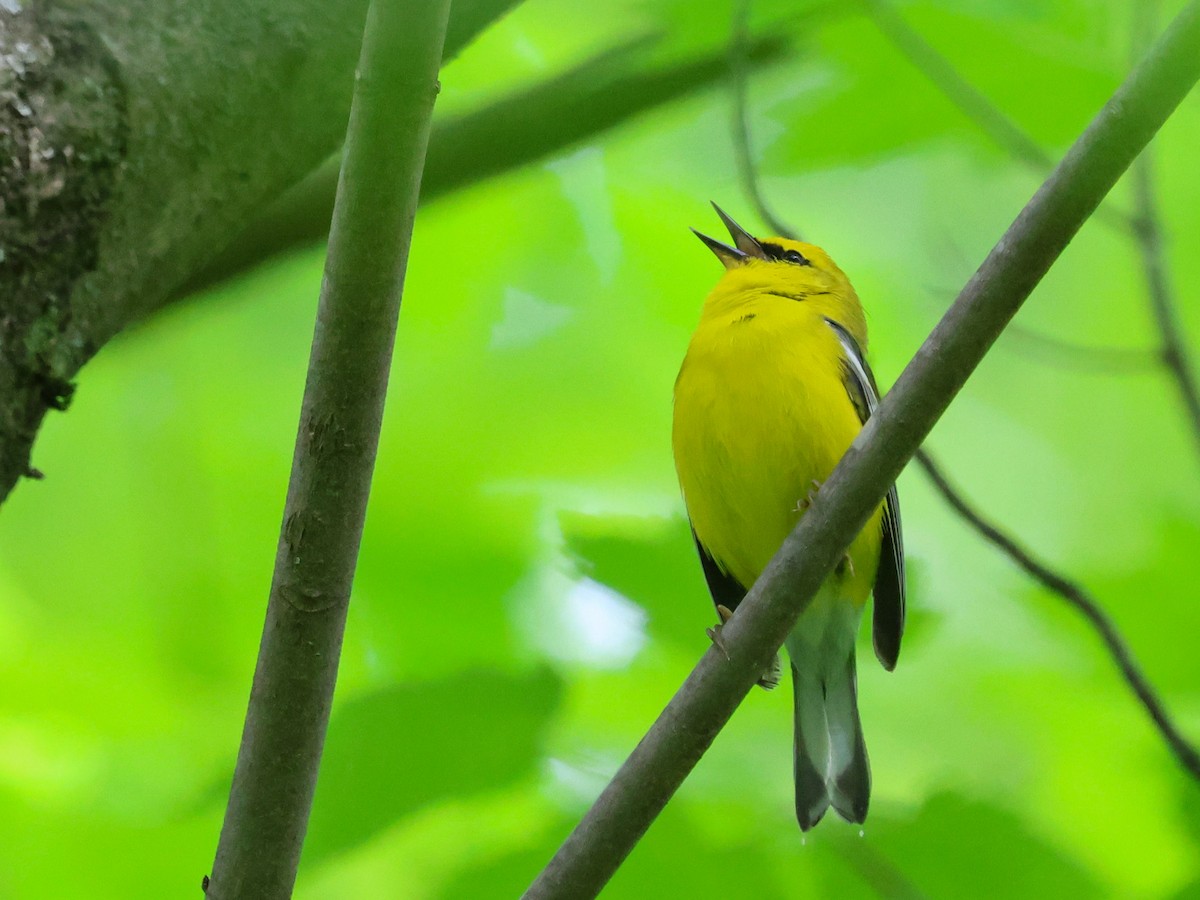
[523,5,1200,897]
[203,1,450,896]
[859,0,1133,232]
[729,0,1200,782]
[915,450,1200,779]
[727,2,1199,781]
[852,0,1200,778]
[864,0,1200,458]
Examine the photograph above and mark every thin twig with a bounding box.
[523,8,1200,896]
[860,0,1051,170]
[1002,323,1160,374]
[729,0,798,239]
[1130,0,1200,459]
[851,0,1200,780]
[915,450,1200,780]
[205,2,450,897]
[866,0,1200,420]
[859,0,1133,232]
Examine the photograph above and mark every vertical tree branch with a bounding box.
[204,1,450,897]
[523,5,1200,897]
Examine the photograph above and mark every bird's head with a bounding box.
[693,203,868,348]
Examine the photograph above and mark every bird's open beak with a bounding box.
[692,202,767,269]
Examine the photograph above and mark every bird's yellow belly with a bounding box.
[673,315,880,604]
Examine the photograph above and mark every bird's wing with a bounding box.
[692,528,781,690]
[824,318,906,671]
[692,529,748,613]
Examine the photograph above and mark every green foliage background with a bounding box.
[1,0,1198,896]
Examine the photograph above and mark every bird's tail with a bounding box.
[790,649,870,830]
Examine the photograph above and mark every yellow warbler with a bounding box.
[672,204,905,830]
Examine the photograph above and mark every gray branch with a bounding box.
[865,0,1200,454]
[522,4,1200,897]
[202,0,449,896]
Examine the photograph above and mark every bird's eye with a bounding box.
[783,249,811,266]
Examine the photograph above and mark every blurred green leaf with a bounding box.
[560,512,705,644]
[4,0,1200,896]
[856,793,1104,898]
[604,804,784,899]
[438,830,573,899]
[302,667,563,866]
[188,29,789,293]
[443,0,526,64]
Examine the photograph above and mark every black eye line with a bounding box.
[759,240,812,267]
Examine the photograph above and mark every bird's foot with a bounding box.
[794,479,823,512]
[836,551,856,578]
[758,653,782,690]
[707,605,782,689]
[705,603,735,660]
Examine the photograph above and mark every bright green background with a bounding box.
[2,0,1198,896]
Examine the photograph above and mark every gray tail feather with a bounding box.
[790,651,871,831]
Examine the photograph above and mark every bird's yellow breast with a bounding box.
[672,292,881,602]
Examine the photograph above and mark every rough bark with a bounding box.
[0,0,514,503]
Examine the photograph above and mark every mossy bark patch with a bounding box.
[0,5,127,493]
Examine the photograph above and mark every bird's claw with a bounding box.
[707,604,782,689]
[706,604,735,660]
[794,479,824,512]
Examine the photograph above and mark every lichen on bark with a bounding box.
[0,3,127,486]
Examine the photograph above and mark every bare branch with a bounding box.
[860,0,1051,170]
[866,0,1200,430]
[915,450,1200,780]
[1130,0,1200,459]
[1001,323,1159,374]
[729,0,798,239]
[860,0,1133,231]
[856,0,1200,780]
[523,6,1200,896]
[204,1,450,896]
